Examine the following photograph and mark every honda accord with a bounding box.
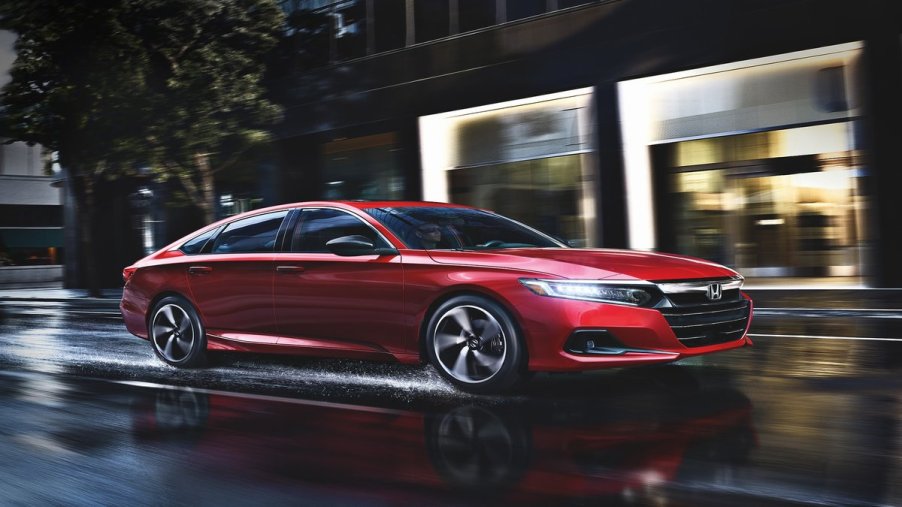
[121,201,752,393]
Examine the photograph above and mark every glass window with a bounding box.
[282,7,332,70]
[334,0,368,60]
[415,0,449,42]
[179,228,219,255]
[660,123,863,282]
[290,208,389,253]
[211,211,288,254]
[506,0,545,21]
[364,207,563,250]
[373,0,407,52]
[458,0,495,32]
[321,132,405,200]
[557,0,593,9]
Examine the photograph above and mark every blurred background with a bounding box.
[1,0,900,290]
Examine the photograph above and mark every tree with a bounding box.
[0,0,283,292]
[1,0,156,295]
[135,0,283,224]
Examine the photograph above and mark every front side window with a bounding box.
[290,208,389,253]
[364,207,564,250]
[210,211,288,254]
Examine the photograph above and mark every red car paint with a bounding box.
[121,201,752,372]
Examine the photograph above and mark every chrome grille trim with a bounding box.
[656,277,744,294]
[652,278,750,348]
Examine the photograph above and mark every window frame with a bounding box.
[281,206,395,254]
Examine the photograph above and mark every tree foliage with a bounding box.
[1,1,153,175]
[0,0,284,290]
[133,0,284,222]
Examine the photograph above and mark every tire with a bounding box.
[426,294,526,394]
[149,295,207,367]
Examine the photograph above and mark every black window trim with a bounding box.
[207,209,291,255]
[278,206,396,254]
[176,224,225,255]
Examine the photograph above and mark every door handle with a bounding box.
[276,265,305,274]
[187,266,213,275]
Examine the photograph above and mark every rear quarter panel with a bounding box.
[121,256,193,339]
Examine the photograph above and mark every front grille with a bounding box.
[666,288,741,307]
[657,291,750,348]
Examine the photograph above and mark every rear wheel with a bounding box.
[150,295,206,367]
[426,295,526,394]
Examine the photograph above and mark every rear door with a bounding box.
[273,207,407,357]
[184,210,290,342]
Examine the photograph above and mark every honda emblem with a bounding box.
[707,283,723,301]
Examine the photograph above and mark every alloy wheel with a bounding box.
[151,304,196,363]
[433,305,507,384]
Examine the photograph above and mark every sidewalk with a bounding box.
[0,288,123,303]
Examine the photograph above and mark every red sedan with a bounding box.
[121,201,752,393]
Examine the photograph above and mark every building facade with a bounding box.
[271,0,902,287]
[0,30,64,286]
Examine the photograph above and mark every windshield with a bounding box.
[364,207,565,250]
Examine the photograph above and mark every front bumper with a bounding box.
[517,290,753,372]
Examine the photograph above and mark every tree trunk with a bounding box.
[73,174,101,297]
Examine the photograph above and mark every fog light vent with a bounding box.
[565,330,626,355]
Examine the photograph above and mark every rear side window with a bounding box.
[179,228,218,255]
[211,211,288,254]
[290,208,389,253]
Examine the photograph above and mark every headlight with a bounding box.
[519,279,654,306]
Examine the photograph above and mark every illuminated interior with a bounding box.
[665,123,864,281]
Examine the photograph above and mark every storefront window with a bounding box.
[0,230,63,266]
[662,123,864,281]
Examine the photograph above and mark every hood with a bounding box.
[425,248,739,281]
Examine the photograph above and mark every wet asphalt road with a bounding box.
[0,302,899,506]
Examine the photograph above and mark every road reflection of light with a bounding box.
[12,433,76,457]
[637,469,667,486]
[11,316,66,375]
[17,374,69,407]
[10,313,72,406]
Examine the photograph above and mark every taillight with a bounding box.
[122,266,137,283]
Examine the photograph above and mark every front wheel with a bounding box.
[426,295,526,394]
[149,295,207,367]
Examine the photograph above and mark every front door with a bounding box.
[273,208,407,357]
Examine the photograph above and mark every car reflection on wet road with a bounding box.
[0,306,899,506]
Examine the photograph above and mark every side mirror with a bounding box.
[326,235,398,257]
